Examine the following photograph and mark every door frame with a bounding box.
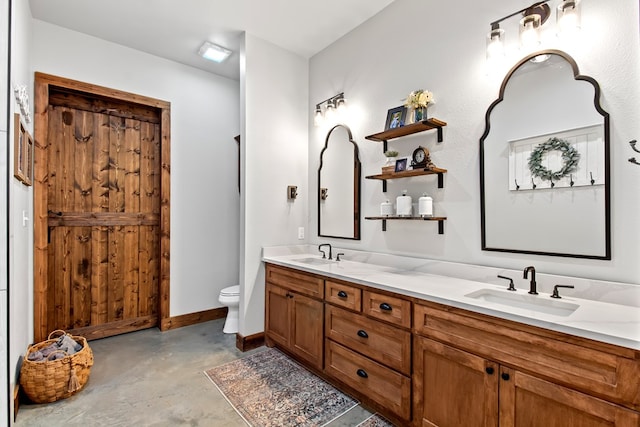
[33,72,171,342]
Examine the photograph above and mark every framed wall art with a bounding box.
[13,113,33,186]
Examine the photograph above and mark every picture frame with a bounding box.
[13,114,28,184]
[394,157,408,173]
[384,106,406,130]
[24,130,34,186]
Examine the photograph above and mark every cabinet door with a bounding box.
[499,368,640,427]
[290,292,324,369]
[413,337,499,427]
[265,283,291,348]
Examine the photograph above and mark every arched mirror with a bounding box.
[480,50,610,259]
[318,124,361,239]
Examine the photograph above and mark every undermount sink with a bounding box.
[465,288,579,317]
[295,257,337,266]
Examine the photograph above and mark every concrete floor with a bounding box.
[15,319,375,426]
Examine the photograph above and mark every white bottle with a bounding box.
[419,193,433,217]
[380,200,393,216]
[396,190,412,217]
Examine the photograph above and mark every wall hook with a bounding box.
[531,178,537,190]
[629,157,640,166]
[514,179,520,190]
[569,174,575,186]
[590,172,595,185]
[630,140,640,154]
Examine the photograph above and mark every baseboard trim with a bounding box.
[161,307,228,331]
[236,332,265,352]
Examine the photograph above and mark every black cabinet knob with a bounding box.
[501,372,510,381]
[485,367,494,375]
[337,290,347,298]
[379,303,392,311]
[356,369,368,379]
[357,330,369,338]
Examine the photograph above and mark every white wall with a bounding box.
[309,0,640,285]
[239,33,308,336]
[0,0,8,421]
[8,0,33,422]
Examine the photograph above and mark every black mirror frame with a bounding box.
[318,124,361,240]
[479,49,611,260]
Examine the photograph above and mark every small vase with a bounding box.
[414,107,427,122]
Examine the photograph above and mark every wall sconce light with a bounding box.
[486,0,581,61]
[313,92,347,127]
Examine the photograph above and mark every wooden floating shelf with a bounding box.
[365,118,447,144]
[366,167,447,192]
[365,216,447,234]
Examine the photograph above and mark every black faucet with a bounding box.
[523,266,538,295]
[318,243,332,260]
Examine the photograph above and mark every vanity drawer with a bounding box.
[325,340,411,421]
[362,290,411,329]
[414,301,640,411]
[325,280,362,312]
[265,264,324,299]
[325,305,411,375]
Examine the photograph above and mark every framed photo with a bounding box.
[24,130,34,186]
[385,106,406,130]
[394,157,408,173]
[13,114,28,184]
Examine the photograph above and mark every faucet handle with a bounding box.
[551,284,575,299]
[497,275,516,291]
[319,249,326,259]
[336,253,344,261]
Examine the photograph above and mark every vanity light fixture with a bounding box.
[486,0,581,60]
[198,41,232,63]
[313,92,346,127]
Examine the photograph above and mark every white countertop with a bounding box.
[262,246,640,351]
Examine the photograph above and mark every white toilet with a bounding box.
[218,285,240,334]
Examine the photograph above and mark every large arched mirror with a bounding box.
[480,50,610,259]
[318,124,361,239]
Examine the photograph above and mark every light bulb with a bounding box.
[486,25,505,60]
[324,101,336,124]
[313,106,323,127]
[520,14,541,50]
[557,0,581,38]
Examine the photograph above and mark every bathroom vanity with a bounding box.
[263,247,640,426]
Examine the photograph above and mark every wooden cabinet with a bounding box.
[413,301,640,427]
[265,265,324,370]
[414,336,640,427]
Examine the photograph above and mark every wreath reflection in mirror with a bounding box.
[528,137,580,182]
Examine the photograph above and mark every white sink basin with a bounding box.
[465,288,579,317]
[294,257,337,266]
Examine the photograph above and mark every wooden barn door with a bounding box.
[34,73,171,342]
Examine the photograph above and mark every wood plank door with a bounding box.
[34,73,171,342]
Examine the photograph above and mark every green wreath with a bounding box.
[528,137,580,182]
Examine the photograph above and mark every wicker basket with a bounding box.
[20,330,94,403]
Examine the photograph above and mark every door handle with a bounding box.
[357,330,368,338]
[356,369,368,379]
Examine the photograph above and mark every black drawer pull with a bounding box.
[379,302,392,311]
[501,372,510,381]
[485,367,494,375]
[357,330,369,338]
[356,369,368,379]
[337,290,348,298]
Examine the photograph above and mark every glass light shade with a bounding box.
[324,101,336,123]
[313,106,323,127]
[557,0,581,37]
[486,27,505,60]
[336,98,347,115]
[519,14,541,50]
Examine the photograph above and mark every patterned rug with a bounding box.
[205,348,358,427]
[357,414,396,427]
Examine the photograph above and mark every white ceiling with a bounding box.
[29,0,395,80]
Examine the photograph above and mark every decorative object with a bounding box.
[384,106,406,130]
[419,193,434,218]
[13,113,30,185]
[205,348,357,427]
[314,92,347,127]
[13,84,32,123]
[527,137,580,182]
[411,146,435,170]
[383,150,398,173]
[629,139,640,166]
[396,190,412,216]
[486,0,581,67]
[404,90,434,123]
[380,200,393,216]
[394,157,408,172]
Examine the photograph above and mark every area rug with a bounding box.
[357,413,396,427]
[205,348,358,427]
